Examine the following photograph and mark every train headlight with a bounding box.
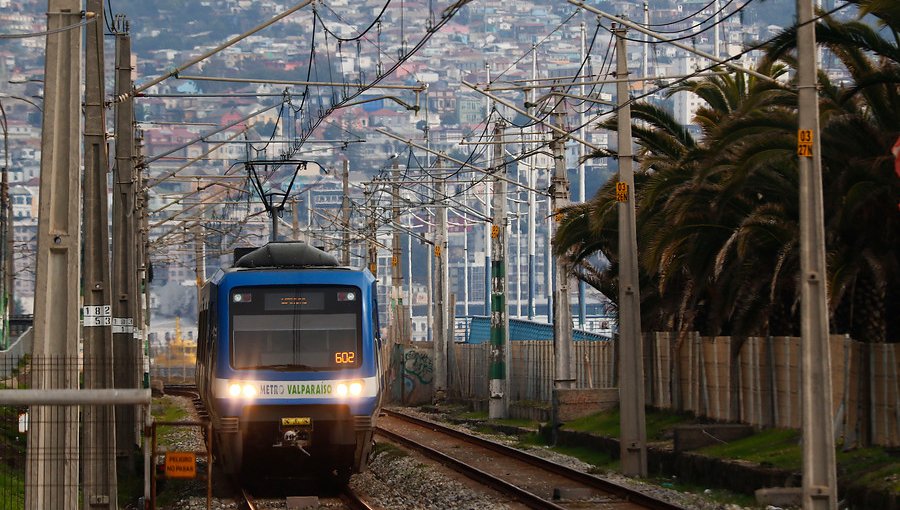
[335,380,364,398]
[228,382,256,399]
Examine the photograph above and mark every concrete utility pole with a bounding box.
[134,130,147,392]
[0,100,8,349]
[406,212,414,329]
[527,45,537,320]
[643,2,650,91]
[141,184,151,390]
[462,189,470,318]
[433,162,449,400]
[194,225,205,313]
[26,2,82,508]
[713,0,722,60]
[113,25,140,460]
[489,122,509,419]
[550,99,575,391]
[342,160,351,265]
[614,26,648,477]
[578,21,587,328]
[483,63,493,316]
[365,185,377,275]
[797,0,838,507]
[391,161,403,342]
[82,0,117,506]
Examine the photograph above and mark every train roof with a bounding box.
[234,241,340,269]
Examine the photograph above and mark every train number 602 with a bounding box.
[335,352,356,364]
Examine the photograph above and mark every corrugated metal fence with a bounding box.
[452,341,615,403]
[452,334,900,447]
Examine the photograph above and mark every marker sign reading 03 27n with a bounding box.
[615,182,629,202]
[797,129,813,157]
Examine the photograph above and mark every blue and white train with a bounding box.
[196,242,383,482]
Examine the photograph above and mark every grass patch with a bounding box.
[836,446,900,494]
[0,461,24,510]
[152,396,190,442]
[458,410,488,420]
[562,407,693,441]
[517,431,618,471]
[651,477,760,508]
[552,444,617,471]
[488,417,540,429]
[152,397,189,423]
[699,428,801,470]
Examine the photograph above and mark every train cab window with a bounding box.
[229,285,362,371]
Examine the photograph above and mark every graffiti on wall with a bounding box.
[388,346,434,405]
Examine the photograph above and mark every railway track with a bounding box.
[234,483,376,510]
[376,408,685,510]
[162,385,377,510]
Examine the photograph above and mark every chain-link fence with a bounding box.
[0,356,150,510]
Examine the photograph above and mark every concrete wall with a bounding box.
[388,344,434,405]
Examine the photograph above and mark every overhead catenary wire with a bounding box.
[148,0,855,258]
[0,12,96,39]
[599,0,754,44]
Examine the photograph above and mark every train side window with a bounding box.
[198,308,208,358]
[371,282,382,347]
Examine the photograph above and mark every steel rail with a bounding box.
[340,488,378,510]
[376,425,567,510]
[381,409,685,510]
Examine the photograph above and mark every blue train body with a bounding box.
[196,243,383,481]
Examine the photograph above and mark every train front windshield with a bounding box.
[229,286,362,371]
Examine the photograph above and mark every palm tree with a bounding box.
[763,2,900,342]
[557,4,899,343]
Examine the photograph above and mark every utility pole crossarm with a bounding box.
[143,102,285,166]
[178,75,426,92]
[131,0,314,97]
[376,128,546,195]
[145,128,246,189]
[567,0,777,84]
[461,80,601,151]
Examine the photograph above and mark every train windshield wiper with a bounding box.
[264,363,320,372]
